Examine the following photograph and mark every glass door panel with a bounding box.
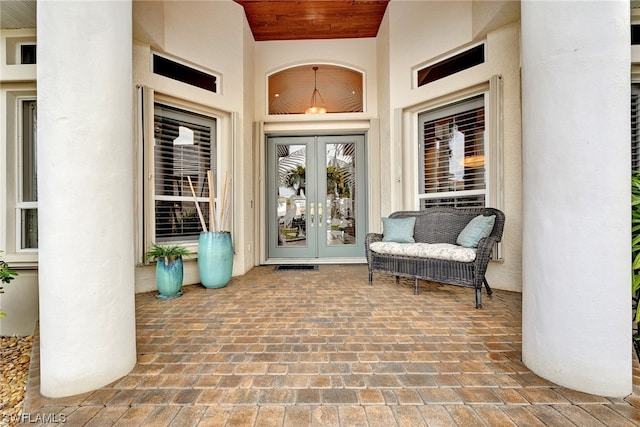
[318,135,365,258]
[267,135,365,260]
[277,144,307,247]
[267,137,316,258]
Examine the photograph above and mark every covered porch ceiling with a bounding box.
[1,1,388,116]
[2,1,391,39]
[233,0,390,41]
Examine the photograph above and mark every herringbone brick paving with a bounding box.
[22,264,640,425]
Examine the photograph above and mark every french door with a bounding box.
[267,134,366,260]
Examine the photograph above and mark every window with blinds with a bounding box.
[632,84,640,171]
[153,103,216,242]
[417,94,486,209]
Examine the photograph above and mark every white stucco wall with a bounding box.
[521,0,631,397]
[0,271,38,336]
[375,10,391,232]
[0,29,36,82]
[382,0,522,292]
[132,0,255,293]
[0,30,39,337]
[37,1,136,397]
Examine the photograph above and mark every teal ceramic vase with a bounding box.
[156,257,184,299]
[198,231,233,288]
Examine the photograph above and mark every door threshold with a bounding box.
[263,257,366,265]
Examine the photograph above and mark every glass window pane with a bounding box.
[420,195,485,210]
[22,100,37,202]
[268,64,363,114]
[417,44,484,87]
[326,143,356,246]
[153,104,216,242]
[21,209,38,249]
[418,95,486,207]
[155,200,209,243]
[277,144,307,247]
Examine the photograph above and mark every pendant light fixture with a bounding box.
[305,66,327,114]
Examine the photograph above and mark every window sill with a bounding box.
[4,252,38,269]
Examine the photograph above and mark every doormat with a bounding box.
[274,265,318,272]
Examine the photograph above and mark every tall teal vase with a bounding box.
[156,257,184,300]
[198,231,233,288]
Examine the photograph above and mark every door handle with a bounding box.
[318,202,323,228]
[309,203,314,228]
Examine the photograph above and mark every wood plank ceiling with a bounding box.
[233,0,390,41]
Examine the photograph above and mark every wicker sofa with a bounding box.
[365,207,505,308]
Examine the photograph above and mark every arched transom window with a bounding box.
[268,64,364,115]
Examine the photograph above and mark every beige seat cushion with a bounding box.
[369,241,476,263]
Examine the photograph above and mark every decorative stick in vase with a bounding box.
[219,171,230,232]
[187,176,208,232]
[207,170,218,232]
[223,173,232,232]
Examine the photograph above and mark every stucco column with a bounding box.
[37,1,136,397]
[521,1,630,397]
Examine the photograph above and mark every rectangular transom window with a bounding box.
[417,94,486,209]
[417,44,485,87]
[19,43,36,64]
[633,25,640,45]
[153,103,216,243]
[153,54,218,93]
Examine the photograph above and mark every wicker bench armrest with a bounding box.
[365,233,383,265]
[473,236,499,282]
[365,233,383,245]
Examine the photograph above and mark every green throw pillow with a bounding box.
[382,217,416,243]
[456,214,496,248]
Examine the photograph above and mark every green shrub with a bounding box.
[0,250,18,318]
[144,244,192,265]
[632,172,640,322]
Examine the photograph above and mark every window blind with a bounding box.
[418,95,486,208]
[153,103,216,242]
[632,84,640,171]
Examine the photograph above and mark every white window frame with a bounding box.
[401,76,504,258]
[416,94,487,209]
[16,41,36,65]
[151,102,217,244]
[15,97,37,253]
[2,88,38,266]
[137,87,231,262]
[412,41,486,89]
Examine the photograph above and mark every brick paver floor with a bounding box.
[21,264,640,426]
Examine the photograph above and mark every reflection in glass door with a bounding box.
[267,135,366,260]
[268,137,316,258]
